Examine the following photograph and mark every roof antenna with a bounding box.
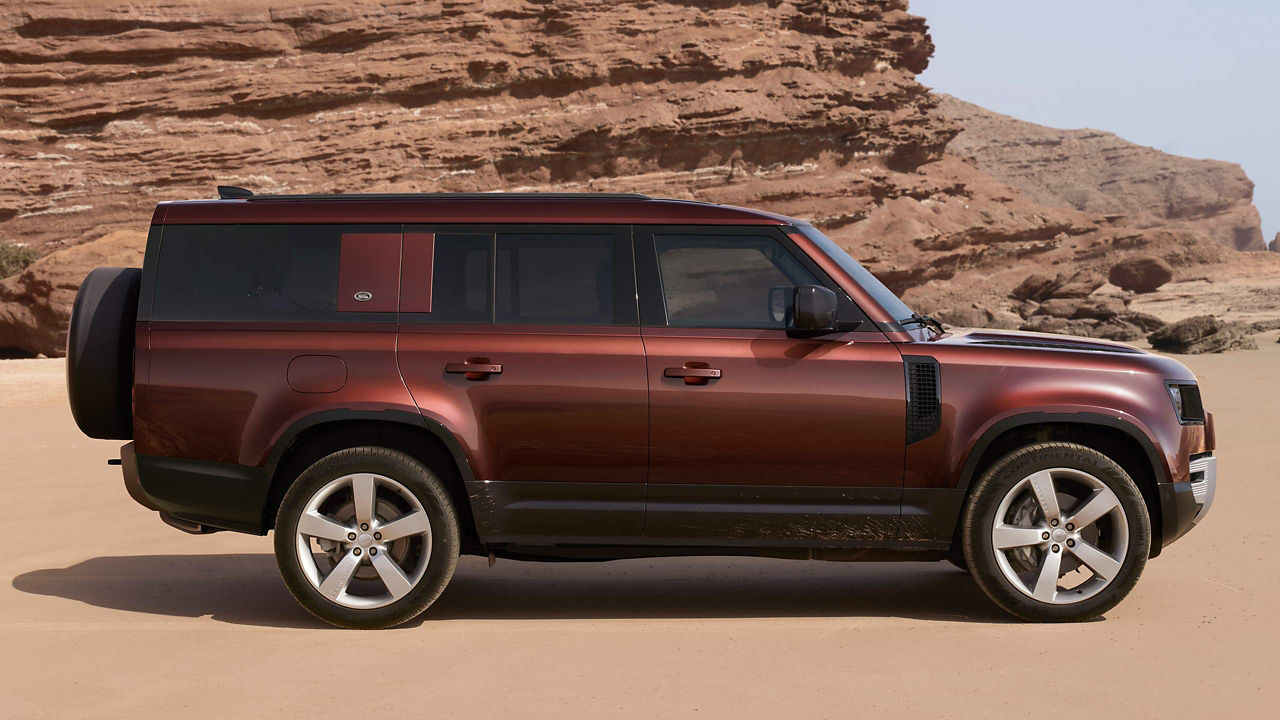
[217,185,253,199]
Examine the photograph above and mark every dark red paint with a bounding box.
[336,233,400,312]
[134,194,1208,528]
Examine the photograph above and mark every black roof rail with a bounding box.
[239,191,653,201]
[217,185,254,199]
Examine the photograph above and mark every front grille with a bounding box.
[904,356,941,444]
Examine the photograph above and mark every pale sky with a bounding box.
[913,0,1278,250]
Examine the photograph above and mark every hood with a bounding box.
[929,329,1147,355]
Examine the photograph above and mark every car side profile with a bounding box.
[66,188,1217,628]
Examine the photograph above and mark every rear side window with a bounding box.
[496,234,620,325]
[405,228,636,327]
[654,234,818,329]
[430,234,492,323]
[152,224,396,322]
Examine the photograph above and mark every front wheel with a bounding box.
[961,442,1151,622]
[274,447,460,629]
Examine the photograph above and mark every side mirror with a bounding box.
[789,285,837,337]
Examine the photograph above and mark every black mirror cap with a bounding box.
[789,285,837,337]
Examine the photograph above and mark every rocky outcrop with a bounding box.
[0,0,952,255]
[0,230,145,356]
[1109,257,1174,293]
[1148,315,1258,354]
[937,95,1267,251]
[0,1,1274,355]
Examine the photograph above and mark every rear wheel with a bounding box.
[961,442,1150,622]
[274,447,459,629]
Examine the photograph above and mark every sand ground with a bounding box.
[1,340,1278,719]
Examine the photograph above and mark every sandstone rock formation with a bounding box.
[937,95,1267,252]
[0,0,950,255]
[1109,257,1174,293]
[1148,315,1258,354]
[0,230,145,355]
[0,0,1275,354]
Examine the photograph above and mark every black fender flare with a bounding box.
[264,408,477,486]
[954,411,1169,556]
[957,412,1165,491]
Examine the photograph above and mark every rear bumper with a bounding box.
[119,442,160,511]
[117,443,270,534]
[1158,453,1216,549]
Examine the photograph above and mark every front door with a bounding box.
[635,226,907,545]
[396,225,648,544]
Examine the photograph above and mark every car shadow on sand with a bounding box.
[12,554,1013,628]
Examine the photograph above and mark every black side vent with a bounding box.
[904,356,941,445]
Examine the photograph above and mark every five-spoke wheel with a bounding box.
[274,447,459,629]
[962,442,1150,621]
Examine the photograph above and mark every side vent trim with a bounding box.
[904,355,941,445]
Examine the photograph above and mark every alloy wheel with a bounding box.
[990,467,1129,604]
[293,473,433,610]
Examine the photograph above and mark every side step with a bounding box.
[159,511,221,535]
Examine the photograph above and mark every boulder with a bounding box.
[1016,299,1041,318]
[0,231,146,356]
[1148,315,1258,354]
[935,307,987,328]
[1072,297,1125,321]
[1020,316,1069,334]
[1120,311,1166,332]
[935,306,1023,330]
[1108,257,1174,293]
[1249,319,1280,333]
[1093,321,1145,341]
[1011,274,1060,302]
[1052,272,1106,298]
[1065,319,1101,338]
[1035,298,1081,319]
[988,310,1025,330]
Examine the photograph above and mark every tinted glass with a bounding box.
[430,234,492,323]
[153,224,388,322]
[496,234,622,325]
[654,234,819,328]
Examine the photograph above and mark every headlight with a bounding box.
[1166,382,1205,424]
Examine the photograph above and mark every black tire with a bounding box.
[961,442,1151,622]
[66,266,141,440]
[274,447,460,629]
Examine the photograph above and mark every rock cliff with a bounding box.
[0,0,1274,355]
[937,95,1266,252]
[1,0,951,254]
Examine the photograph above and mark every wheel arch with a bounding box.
[956,412,1167,558]
[261,409,481,548]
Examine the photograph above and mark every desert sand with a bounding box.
[1,340,1278,718]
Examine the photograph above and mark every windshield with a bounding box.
[795,225,914,323]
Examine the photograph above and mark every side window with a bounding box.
[152,224,397,322]
[430,234,492,323]
[495,233,628,326]
[654,234,819,329]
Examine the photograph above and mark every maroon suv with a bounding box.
[66,188,1216,628]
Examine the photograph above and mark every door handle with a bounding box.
[445,358,502,381]
[664,365,722,385]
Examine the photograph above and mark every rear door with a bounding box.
[635,225,907,545]
[396,225,648,544]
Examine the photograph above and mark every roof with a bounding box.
[152,190,800,226]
